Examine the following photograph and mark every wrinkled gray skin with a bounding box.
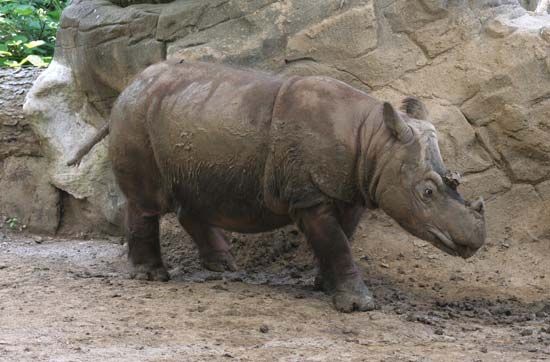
[107,60,486,312]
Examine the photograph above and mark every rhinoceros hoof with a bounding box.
[200,250,238,272]
[331,279,375,313]
[130,264,170,282]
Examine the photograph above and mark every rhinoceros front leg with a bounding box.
[314,203,364,290]
[335,202,365,239]
[296,203,374,312]
[177,211,237,272]
[126,201,169,281]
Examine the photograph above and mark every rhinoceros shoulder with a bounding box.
[264,76,369,212]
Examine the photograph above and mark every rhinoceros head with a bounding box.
[372,97,486,258]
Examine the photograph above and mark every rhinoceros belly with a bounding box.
[144,62,291,232]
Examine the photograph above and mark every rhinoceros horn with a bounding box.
[442,170,462,190]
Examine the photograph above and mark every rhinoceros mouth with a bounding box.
[428,227,459,257]
[428,227,478,259]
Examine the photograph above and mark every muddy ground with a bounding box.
[1,211,549,361]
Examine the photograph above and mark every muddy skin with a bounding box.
[106,60,486,312]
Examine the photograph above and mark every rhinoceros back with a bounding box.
[111,61,290,231]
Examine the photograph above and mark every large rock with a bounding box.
[0,68,43,159]
[0,68,60,234]
[23,61,124,235]
[23,0,550,243]
[0,157,60,233]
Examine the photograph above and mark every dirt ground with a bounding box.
[1,211,549,362]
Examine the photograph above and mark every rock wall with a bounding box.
[0,68,60,234]
[23,0,550,243]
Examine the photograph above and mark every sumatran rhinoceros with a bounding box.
[69,60,486,312]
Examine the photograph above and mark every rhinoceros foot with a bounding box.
[332,278,375,313]
[332,282,375,313]
[130,264,170,282]
[315,270,375,312]
[200,250,238,272]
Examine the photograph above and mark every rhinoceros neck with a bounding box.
[356,103,396,209]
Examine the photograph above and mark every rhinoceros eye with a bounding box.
[424,188,433,198]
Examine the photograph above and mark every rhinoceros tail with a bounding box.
[66,122,110,166]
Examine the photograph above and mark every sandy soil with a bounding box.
[1,211,549,361]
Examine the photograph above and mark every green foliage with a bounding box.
[6,216,19,230]
[0,0,69,68]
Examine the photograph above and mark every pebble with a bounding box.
[520,329,533,336]
[481,346,488,353]
[406,313,417,322]
[342,327,358,335]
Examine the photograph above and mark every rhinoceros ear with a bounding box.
[400,96,429,120]
[383,102,413,143]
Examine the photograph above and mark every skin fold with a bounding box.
[106,60,486,312]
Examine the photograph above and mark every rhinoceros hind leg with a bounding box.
[177,211,237,272]
[199,249,238,272]
[296,203,375,312]
[126,201,169,281]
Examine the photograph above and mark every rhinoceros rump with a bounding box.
[78,60,486,312]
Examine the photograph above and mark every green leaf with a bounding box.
[47,9,60,21]
[5,59,20,68]
[21,54,48,67]
[13,5,35,16]
[24,39,45,48]
[0,0,68,68]
[0,4,16,15]
[10,34,28,43]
